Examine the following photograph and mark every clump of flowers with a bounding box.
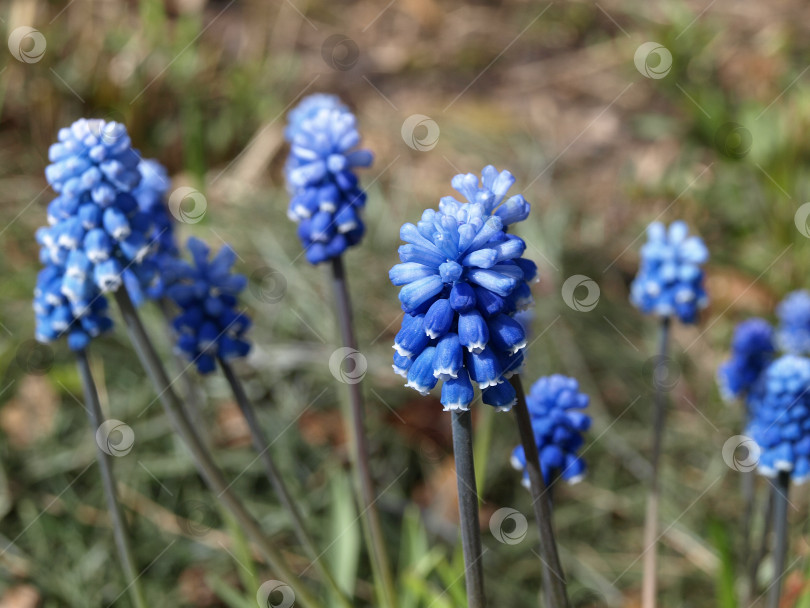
[776,290,810,355]
[746,355,810,482]
[630,221,709,324]
[390,168,538,411]
[284,94,373,265]
[717,318,775,402]
[511,374,591,486]
[167,237,251,374]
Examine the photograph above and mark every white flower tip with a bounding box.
[443,402,470,412]
[567,474,585,486]
[392,365,409,378]
[466,342,486,354]
[405,380,432,396]
[510,455,523,470]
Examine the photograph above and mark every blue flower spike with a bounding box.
[166,237,251,374]
[717,318,775,402]
[510,374,591,487]
[284,94,373,265]
[630,220,709,324]
[776,290,810,356]
[390,167,537,412]
[747,355,810,483]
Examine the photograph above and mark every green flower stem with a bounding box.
[451,410,486,608]
[218,357,353,608]
[768,471,791,608]
[642,316,671,608]
[76,348,148,608]
[113,287,320,608]
[510,375,569,608]
[329,256,397,608]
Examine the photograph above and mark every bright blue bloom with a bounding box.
[34,264,113,351]
[746,355,810,483]
[166,238,251,374]
[630,221,709,324]
[510,374,591,486]
[776,290,810,355]
[38,119,157,299]
[717,318,775,402]
[441,166,530,228]
[284,95,373,265]
[390,203,535,411]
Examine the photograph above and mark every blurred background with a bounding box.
[2,0,810,606]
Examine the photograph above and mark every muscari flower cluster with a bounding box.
[776,290,810,356]
[510,375,591,486]
[284,94,373,265]
[630,221,709,324]
[390,167,536,411]
[746,355,810,483]
[717,318,775,402]
[34,119,160,349]
[167,238,251,374]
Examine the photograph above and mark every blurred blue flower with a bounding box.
[630,220,709,324]
[166,238,251,374]
[776,290,810,355]
[510,374,591,487]
[34,264,113,351]
[717,318,775,402]
[440,166,530,228]
[37,119,157,299]
[746,355,810,483]
[284,94,373,265]
[390,203,536,411]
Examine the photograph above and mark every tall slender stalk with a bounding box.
[451,410,486,608]
[642,316,671,608]
[329,256,397,608]
[510,376,569,608]
[218,357,352,607]
[768,471,791,608]
[750,487,776,596]
[76,349,148,608]
[113,288,321,608]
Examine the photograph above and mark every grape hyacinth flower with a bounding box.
[166,238,251,374]
[717,318,776,402]
[34,264,113,351]
[776,290,810,356]
[511,375,591,486]
[441,165,531,228]
[390,204,536,411]
[284,94,373,265]
[630,220,709,324]
[37,119,157,298]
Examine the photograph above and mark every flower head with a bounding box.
[167,238,251,374]
[390,202,536,411]
[630,221,708,324]
[34,264,113,351]
[717,318,775,402]
[776,290,810,355]
[746,355,810,483]
[510,375,591,487]
[37,119,157,299]
[284,94,373,265]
